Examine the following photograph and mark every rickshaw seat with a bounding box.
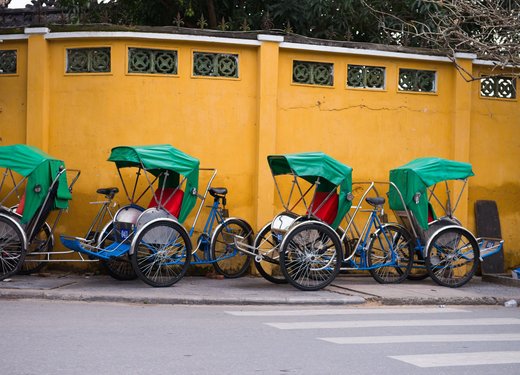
[148,188,184,218]
[394,210,424,242]
[309,191,338,225]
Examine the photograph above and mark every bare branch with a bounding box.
[364,0,520,79]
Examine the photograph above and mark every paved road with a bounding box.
[1,300,519,374]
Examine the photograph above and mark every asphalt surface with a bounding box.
[1,272,519,306]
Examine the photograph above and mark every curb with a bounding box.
[379,296,510,306]
[0,289,366,306]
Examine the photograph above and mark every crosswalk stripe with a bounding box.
[266,318,520,330]
[225,307,467,317]
[320,333,520,344]
[390,351,520,368]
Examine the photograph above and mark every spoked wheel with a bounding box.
[408,217,463,281]
[280,222,342,291]
[253,223,287,284]
[103,256,137,281]
[19,222,53,275]
[426,226,479,288]
[131,219,191,287]
[210,218,253,278]
[0,215,26,280]
[98,223,138,281]
[367,224,413,283]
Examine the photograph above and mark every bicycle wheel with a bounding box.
[0,215,26,280]
[131,219,191,287]
[98,223,138,281]
[253,223,287,284]
[426,226,479,288]
[103,256,137,281]
[408,217,462,281]
[210,218,253,278]
[19,222,53,275]
[280,222,342,291]
[367,224,413,284]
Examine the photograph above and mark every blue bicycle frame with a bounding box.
[188,191,227,265]
[341,181,405,272]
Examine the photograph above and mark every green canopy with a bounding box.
[108,145,199,224]
[267,152,353,229]
[0,144,71,224]
[389,157,474,230]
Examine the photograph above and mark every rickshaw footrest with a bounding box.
[60,235,130,260]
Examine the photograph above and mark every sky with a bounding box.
[9,1,31,8]
[8,1,107,8]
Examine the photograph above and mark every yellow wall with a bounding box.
[0,30,519,270]
[277,51,455,182]
[44,38,258,235]
[0,40,27,207]
[469,66,520,268]
[0,40,27,145]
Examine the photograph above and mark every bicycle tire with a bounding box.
[280,221,342,291]
[210,218,252,278]
[253,223,287,284]
[98,223,138,280]
[0,215,26,280]
[367,224,413,284]
[426,226,479,288]
[131,219,191,287]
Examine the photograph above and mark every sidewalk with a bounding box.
[1,272,519,306]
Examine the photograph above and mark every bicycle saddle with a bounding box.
[209,187,227,197]
[365,196,385,207]
[96,187,119,197]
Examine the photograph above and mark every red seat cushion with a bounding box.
[308,191,338,225]
[427,203,436,223]
[15,192,26,215]
[148,188,184,218]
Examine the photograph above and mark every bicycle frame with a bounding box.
[186,168,244,265]
[187,168,224,263]
[84,198,119,242]
[340,181,411,271]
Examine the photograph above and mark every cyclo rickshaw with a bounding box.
[388,157,504,287]
[235,152,353,291]
[0,144,80,280]
[60,144,253,287]
[234,152,416,291]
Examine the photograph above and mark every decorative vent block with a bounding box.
[67,47,111,73]
[347,65,385,89]
[293,60,334,86]
[398,69,436,92]
[193,52,238,78]
[129,48,178,75]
